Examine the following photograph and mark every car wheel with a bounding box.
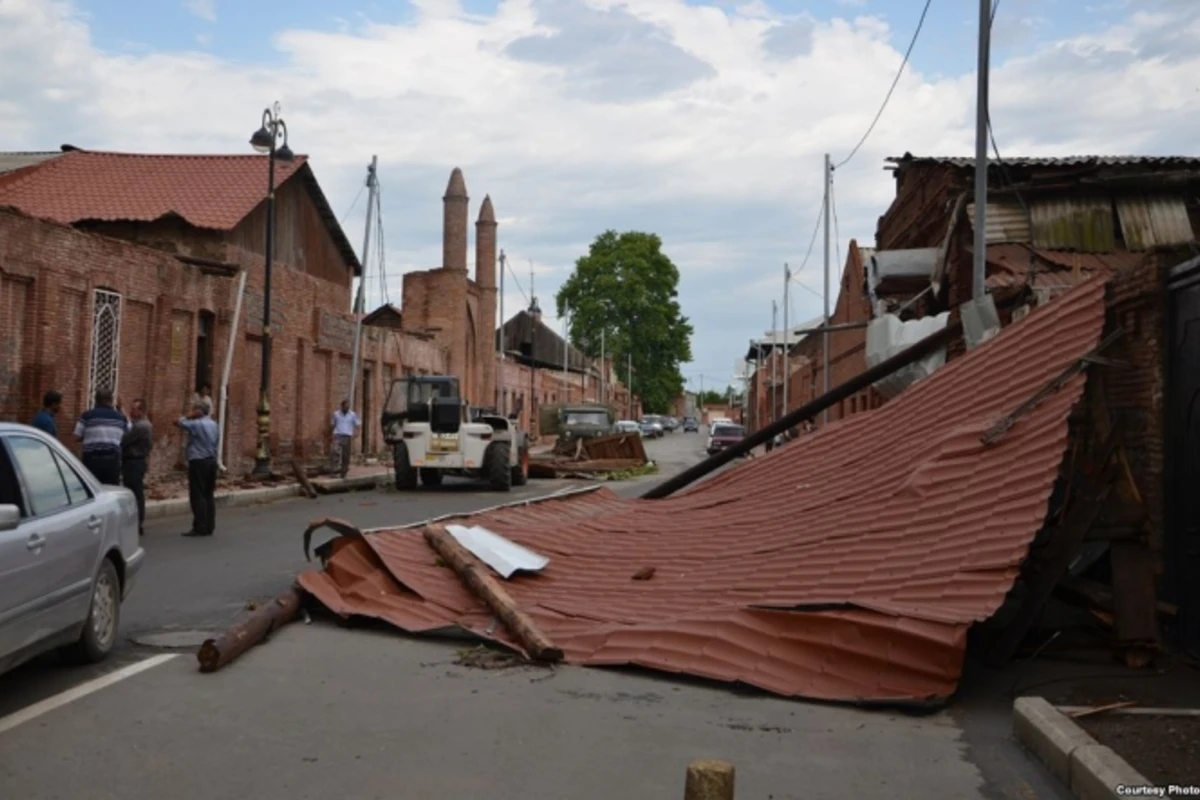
[394,442,417,490]
[62,558,120,664]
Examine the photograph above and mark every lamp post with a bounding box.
[248,102,295,477]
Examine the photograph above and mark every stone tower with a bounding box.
[476,195,498,408]
[443,167,469,271]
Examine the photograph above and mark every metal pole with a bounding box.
[252,130,278,476]
[973,0,991,300]
[771,301,777,423]
[562,302,569,402]
[822,153,832,425]
[347,156,377,412]
[498,250,505,416]
[599,327,605,405]
[627,352,633,418]
[218,269,248,472]
[783,262,790,417]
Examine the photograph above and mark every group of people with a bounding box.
[30,387,220,539]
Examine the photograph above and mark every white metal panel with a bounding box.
[966,201,1031,243]
[1115,195,1195,250]
[446,524,549,579]
[865,312,951,400]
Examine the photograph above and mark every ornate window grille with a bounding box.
[88,289,123,402]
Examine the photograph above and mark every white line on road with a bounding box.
[0,654,179,737]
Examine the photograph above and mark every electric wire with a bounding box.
[834,0,934,170]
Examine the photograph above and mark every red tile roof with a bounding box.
[0,150,306,230]
[299,277,1108,704]
[984,243,1145,293]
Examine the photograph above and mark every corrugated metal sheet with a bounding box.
[889,155,1200,169]
[1030,197,1115,252]
[1115,195,1195,250]
[966,201,1031,243]
[298,278,1108,704]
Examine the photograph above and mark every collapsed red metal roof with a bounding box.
[299,277,1107,704]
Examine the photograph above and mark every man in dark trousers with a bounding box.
[121,399,153,537]
[31,391,62,437]
[177,398,219,537]
[73,388,128,485]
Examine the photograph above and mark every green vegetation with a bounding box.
[601,462,660,481]
[556,231,693,414]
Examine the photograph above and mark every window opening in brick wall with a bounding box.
[88,289,123,403]
[195,310,215,393]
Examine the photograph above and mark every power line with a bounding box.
[339,184,366,226]
[506,258,529,306]
[831,177,842,270]
[835,0,934,170]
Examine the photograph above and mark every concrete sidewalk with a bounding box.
[144,464,391,521]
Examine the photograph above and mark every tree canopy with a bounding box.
[556,231,693,414]
[697,388,735,406]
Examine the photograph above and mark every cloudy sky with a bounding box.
[2,0,1197,393]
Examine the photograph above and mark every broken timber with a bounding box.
[197,588,304,673]
[684,759,736,800]
[980,330,1124,446]
[292,460,318,499]
[423,524,564,663]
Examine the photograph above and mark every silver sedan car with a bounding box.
[0,422,146,675]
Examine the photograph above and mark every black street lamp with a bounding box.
[249,102,294,477]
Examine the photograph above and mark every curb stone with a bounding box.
[1013,696,1150,800]
[144,473,390,521]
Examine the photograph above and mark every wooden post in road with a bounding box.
[684,759,735,800]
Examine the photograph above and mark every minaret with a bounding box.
[442,167,468,271]
[476,195,498,407]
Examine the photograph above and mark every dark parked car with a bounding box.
[682,417,698,433]
[706,423,745,455]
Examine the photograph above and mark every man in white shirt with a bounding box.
[331,399,361,477]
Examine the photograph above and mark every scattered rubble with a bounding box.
[529,432,650,479]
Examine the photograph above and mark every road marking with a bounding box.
[0,654,179,737]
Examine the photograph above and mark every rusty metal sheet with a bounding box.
[1115,195,1195,250]
[580,432,647,462]
[299,278,1108,704]
[967,201,1031,244]
[1030,197,1116,252]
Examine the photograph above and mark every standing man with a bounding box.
[74,388,127,485]
[177,399,219,538]
[31,391,62,437]
[121,399,153,537]
[331,399,360,478]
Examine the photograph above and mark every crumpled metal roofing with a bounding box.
[983,244,1145,293]
[299,278,1107,705]
[889,154,1200,169]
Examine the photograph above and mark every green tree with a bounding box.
[698,389,733,406]
[556,231,693,414]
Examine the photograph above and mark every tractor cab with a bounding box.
[383,376,464,433]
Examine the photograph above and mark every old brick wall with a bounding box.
[0,208,445,482]
[1100,250,1176,553]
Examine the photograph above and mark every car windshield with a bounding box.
[564,411,609,427]
[714,425,744,438]
[410,379,457,404]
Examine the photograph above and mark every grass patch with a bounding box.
[601,462,660,481]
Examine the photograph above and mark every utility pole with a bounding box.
[783,262,790,418]
[771,300,778,423]
[347,155,377,412]
[599,327,606,404]
[627,352,633,418]
[822,153,832,425]
[756,339,763,432]
[562,302,569,402]
[498,249,506,416]
[973,0,991,300]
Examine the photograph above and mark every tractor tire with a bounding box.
[485,442,512,492]
[511,444,529,487]
[420,468,443,487]
[393,442,418,490]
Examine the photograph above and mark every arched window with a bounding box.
[88,289,123,401]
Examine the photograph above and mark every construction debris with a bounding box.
[530,432,649,478]
[196,588,304,673]
[293,278,1125,705]
[683,759,735,800]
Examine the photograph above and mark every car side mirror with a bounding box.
[0,504,20,532]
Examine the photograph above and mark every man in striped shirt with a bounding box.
[74,388,129,485]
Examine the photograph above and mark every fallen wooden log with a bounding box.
[292,460,318,499]
[423,524,563,663]
[197,588,304,673]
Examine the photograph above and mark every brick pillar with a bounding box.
[476,195,498,407]
[442,168,468,272]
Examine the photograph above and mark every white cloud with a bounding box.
[1,0,1199,384]
[184,0,216,22]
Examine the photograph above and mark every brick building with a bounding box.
[0,148,446,479]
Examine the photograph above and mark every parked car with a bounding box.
[0,422,146,676]
[682,417,699,433]
[614,420,641,436]
[662,417,680,433]
[706,423,746,455]
[639,418,664,438]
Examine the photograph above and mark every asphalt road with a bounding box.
[0,430,1070,799]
